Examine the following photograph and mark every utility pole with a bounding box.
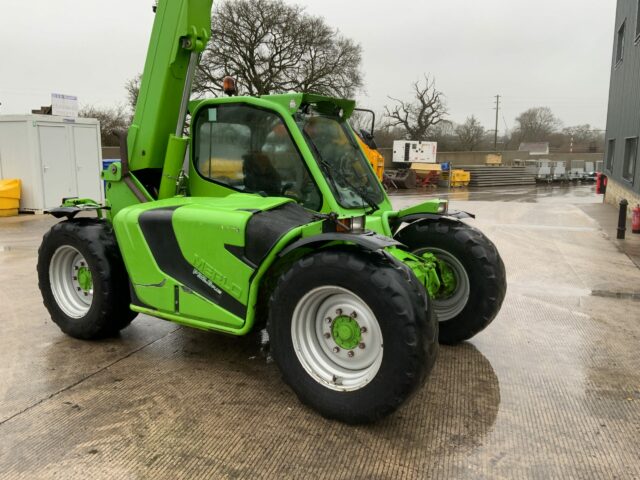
[494,94,501,151]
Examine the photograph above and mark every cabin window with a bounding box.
[194,104,322,210]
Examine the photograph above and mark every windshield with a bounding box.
[297,113,384,209]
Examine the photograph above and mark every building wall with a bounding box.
[604,0,640,194]
[605,177,640,217]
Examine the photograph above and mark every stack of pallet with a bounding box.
[461,166,536,187]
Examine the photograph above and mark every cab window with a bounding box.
[194,104,322,210]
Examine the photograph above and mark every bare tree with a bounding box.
[79,105,130,146]
[124,75,141,111]
[125,0,362,105]
[455,115,485,151]
[427,120,457,151]
[193,0,363,97]
[562,124,602,144]
[513,107,561,143]
[370,125,405,149]
[384,75,448,141]
[556,124,604,153]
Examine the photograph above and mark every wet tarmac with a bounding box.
[393,183,601,204]
[1,186,639,479]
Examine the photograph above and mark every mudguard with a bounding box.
[392,199,474,234]
[278,231,402,258]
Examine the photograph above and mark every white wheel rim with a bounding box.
[414,247,470,322]
[49,245,93,318]
[291,286,383,392]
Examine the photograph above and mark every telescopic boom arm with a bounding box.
[126,0,213,198]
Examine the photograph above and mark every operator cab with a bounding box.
[190,95,384,212]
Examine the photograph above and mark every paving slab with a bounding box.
[0,189,639,479]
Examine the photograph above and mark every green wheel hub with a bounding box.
[435,259,457,299]
[415,247,470,322]
[331,315,362,350]
[76,266,93,292]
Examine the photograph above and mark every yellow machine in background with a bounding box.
[356,135,384,180]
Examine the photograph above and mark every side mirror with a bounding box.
[359,128,378,150]
[352,108,378,149]
[353,108,376,137]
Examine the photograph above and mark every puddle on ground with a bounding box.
[591,289,640,300]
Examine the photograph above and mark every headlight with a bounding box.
[350,215,366,233]
[335,215,366,233]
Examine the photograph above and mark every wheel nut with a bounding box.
[360,326,367,333]
[326,317,332,323]
[347,351,355,358]
[350,311,357,318]
[333,347,340,353]
[335,308,343,315]
[324,332,331,339]
[358,343,365,349]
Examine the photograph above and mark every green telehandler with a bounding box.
[37,0,506,424]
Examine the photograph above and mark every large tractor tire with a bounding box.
[395,220,506,345]
[268,249,438,424]
[37,219,137,340]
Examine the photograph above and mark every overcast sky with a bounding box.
[0,0,617,135]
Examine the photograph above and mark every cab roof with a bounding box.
[189,92,356,118]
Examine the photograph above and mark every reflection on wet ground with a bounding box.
[0,190,639,479]
[393,183,600,204]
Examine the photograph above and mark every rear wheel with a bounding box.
[37,219,137,339]
[268,249,438,424]
[396,220,506,345]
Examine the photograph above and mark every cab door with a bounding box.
[189,102,323,210]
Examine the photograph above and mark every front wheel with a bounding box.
[268,250,438,424]
[395,220,507,345]
[37,219,137,339]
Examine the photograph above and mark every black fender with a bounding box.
[253,231,404,329]
[46,205,109,220]
[278,231,403,258]
[392,210,474,236]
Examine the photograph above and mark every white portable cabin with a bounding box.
[0,115,103,212]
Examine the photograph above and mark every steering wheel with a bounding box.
[281,182,303,202]
[337,152,364,188]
